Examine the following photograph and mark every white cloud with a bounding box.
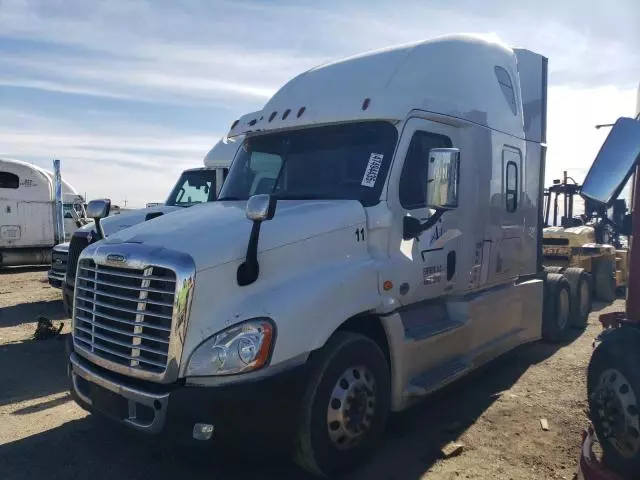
[0,109,223,207]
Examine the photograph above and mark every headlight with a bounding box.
[186,319,274,376]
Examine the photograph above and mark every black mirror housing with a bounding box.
[403,216,422,240]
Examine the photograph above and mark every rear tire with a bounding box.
[542,273,572,343]
[594,258,616,303]
[588,338,640,478]
[294,332,390,477]
[564,267,592,329]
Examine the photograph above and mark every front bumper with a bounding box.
[47,270,65,289]
[68,343,309,448]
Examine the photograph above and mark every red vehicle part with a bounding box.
[578,426,624,480]
[582,125,640,478]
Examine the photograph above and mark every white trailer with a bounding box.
[66,35,587,476]
[0,157,86,267]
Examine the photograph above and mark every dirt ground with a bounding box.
[0,266,621,480]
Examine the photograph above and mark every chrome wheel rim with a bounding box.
[557,288,570,330]
[326,365,376,450]
[593,368,640,458]
[580,281,590,319]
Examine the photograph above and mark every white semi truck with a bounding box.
[0,157,88,267]
[66,34,587,476]
[48,136,241,306]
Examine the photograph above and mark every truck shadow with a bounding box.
[0,333,582,480]
[0,333,69,408]
[0,299,68,328]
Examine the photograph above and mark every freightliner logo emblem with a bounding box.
[106,253,127,264]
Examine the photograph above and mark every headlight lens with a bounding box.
[186,319,274,376]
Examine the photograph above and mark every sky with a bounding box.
[1,0,639,208]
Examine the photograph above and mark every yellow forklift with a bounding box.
[542,171,629,302]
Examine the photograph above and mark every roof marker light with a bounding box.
[282,109,291,120]
[297,107,306,118]
[362,98,371,111]
[268,112,277,122]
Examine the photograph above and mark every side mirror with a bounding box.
[86,199,111,240]
[86,199,111,220]
[246,194,277,222]
[238,194,278,287]
[426,148,460,210]
[581,117,640,206]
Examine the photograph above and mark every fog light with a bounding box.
[193,423,215,441]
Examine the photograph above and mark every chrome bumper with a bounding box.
[70,352,170,434]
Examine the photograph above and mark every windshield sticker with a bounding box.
[361,153,384,188]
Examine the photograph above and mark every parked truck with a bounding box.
[66,34,586,476]
[0,157,88,267]
[49,136,241,314]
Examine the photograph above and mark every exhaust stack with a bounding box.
[53,159,65,245]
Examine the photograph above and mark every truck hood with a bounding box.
[100,205,182,237]
[103,200,366,272]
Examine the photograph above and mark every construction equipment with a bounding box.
[542,170,629,302]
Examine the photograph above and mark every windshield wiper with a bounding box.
[217,196,244,201]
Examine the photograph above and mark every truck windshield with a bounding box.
[166,170,218,207]
[219,121,398,206]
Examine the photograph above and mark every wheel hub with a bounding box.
[593,368,640,458]
[327,365,376,450]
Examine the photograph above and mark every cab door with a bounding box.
[386,117,461,306]
[383,117,467,380]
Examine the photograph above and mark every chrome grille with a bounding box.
[73,259,176,374]
[50,250,68,280]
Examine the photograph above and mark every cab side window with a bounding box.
[0,172,19,189]
[399,131,452,209]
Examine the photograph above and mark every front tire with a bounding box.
[588,337,640,477]
[294,332,390,477]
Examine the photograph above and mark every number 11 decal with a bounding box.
[355,227,365,242]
